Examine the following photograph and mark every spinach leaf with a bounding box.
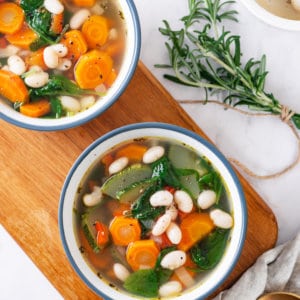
[151,156,182,188]
[190,228,230,270]
[124,269,159,298]
[20,0,43,12]
[29,75,102,98]
[199,171,223,204]
[49,97,63,118]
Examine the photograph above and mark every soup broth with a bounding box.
[0,0,126,118]
[74,137,234,298]
[256,0,300,20]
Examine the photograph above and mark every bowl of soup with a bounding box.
[0,0,140,130]
[59,122,247,299]
[241,0,300,30]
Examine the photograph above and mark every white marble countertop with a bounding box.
[1,1,300,299]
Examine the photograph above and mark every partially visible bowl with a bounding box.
[59,122,247,300]
[240,0,300,31]
[0,0,140,131]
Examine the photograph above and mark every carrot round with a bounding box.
[82,15,109,48]
[73,0,96,7]
[0,3,24,34]
[20,99,51,117]
[109,216,141,246]
[177,212,215,252]
[0,69,28,103]
[74,49,113,89]
[115,144,147,162]
[105,68,117,88]
[25,48,48,70]
[61,29,88,61]
[6,24,38,50]
[126,239,160,271]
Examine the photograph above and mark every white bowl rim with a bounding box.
[0,0,141,131]
[240,0,300,31]
[58,122,248,300]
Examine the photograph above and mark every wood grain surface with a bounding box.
[0,62,278,299]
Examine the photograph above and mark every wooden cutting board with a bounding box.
[0,62,278,299]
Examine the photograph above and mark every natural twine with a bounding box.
[179,100,300,179]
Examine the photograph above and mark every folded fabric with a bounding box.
[213,233,300,300]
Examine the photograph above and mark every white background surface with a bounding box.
[1,1,300,299]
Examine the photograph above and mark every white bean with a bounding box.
[24,72,49,88]
[150,190,173,207]
[160,250,186,270]
[0,45,19,58]
[57,58,72,71]
[152,213,171,236]
[108,157,129,175]
[1,65,9,71]
[7,55,26,75]
[113,263,130,282]
[142,146,165,164]
[159,281,182,297]
[197,190,217,209]
[60,96,81,113]
[43,46,59,69]
[83,186,103,207]
[166,222,182,244]
[50,43,68,58]
[70,9,91,29]
[210,209,233,229]
[29,65,43,72]
[165,204,178,221]
[80,95,96,111]
[44,0,64,14]
[174,190,193,213]
[95,83,107,94]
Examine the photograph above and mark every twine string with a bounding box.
[179,100,300,179]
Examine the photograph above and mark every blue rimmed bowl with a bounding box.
[0,0,141,131]
[59,122,247,299]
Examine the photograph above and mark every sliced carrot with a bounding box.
[0,69,28,103]
[112,203,131,217]
[0,36,7,48]
[126,239,160,271]
[25,48,48,70]
[20,99,51,118]
[50,13,64,35]
[109,216,141,246]
[0,3,24,34]
[115,144,147,162]
[105,68,117,88]
[6,23,37,49]
[74,49,113,89]
[61,29,88,61]
[94,221,109,247]
[82,15,109,48]
[177,212,215,252]
[73,0,96,7]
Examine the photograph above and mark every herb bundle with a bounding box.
[156,0,300,129]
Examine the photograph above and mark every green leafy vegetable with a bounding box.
[190,228,230,270]
[29,75,103,98]
[20,0,44,12]
[156,0,300,129]
[49,97,63,119]
[123,269,159,298]
[199,171,223,204]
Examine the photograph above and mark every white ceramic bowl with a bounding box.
[240,0,300,31]
[0,0,141,131]
[59,122,247,300]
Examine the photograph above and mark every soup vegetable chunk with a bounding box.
[75,138,234,298]
[0,0,125,118]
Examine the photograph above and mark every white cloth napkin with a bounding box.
[0,224,63,300]
[214,233,300,299]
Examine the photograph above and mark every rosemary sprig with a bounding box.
[156,0,300,129]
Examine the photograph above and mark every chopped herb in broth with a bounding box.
[256,0,300,20]
[0,0,126,118]
[74,137,234,298]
